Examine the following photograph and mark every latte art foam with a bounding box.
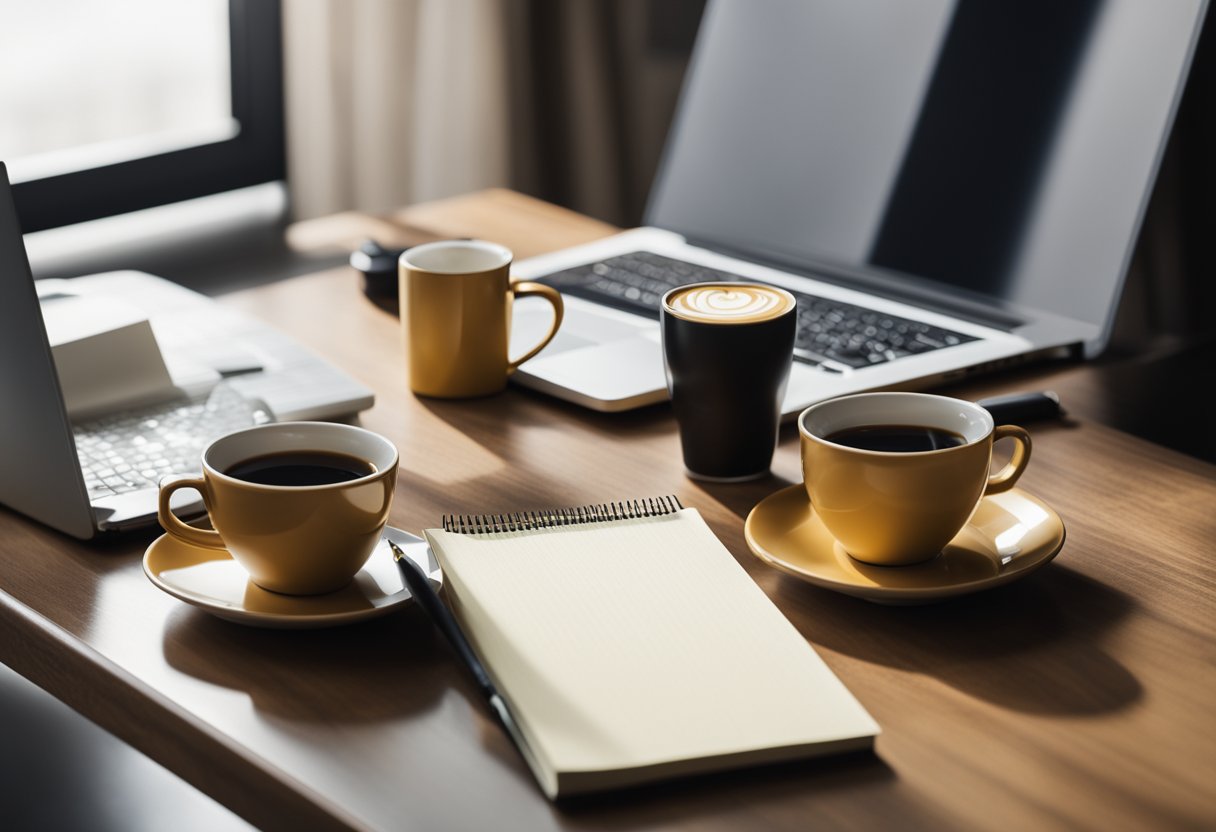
[664,283,796,324]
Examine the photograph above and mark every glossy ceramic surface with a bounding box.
[799,392,1031,565]
[744,484,1064,604]
[143,526,441,628]
[158,422,399,595]
[400,239,563,397]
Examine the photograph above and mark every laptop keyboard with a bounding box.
[535,251,977,369]
[74,383,267,500]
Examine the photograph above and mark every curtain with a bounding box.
[282,0,512,220]
[282,0,697,226]
[502,0,699,226]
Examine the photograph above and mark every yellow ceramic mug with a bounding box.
[799,392,1031,566]
[157,422,399,595]
[400,240,564,398]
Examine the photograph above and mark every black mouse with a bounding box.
[350,239,408,298]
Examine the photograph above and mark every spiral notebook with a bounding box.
[424,497,879,798]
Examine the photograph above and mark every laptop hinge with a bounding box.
[682,235,1027,332]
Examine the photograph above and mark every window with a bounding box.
[2,0,283,232]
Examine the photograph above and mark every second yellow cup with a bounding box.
[400,240,563,398]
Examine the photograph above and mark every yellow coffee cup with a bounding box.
[799,392,1031,566]
[157,422,399,595]
[399,239,564,398]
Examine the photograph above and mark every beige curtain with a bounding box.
[282,0,513,220]
[282,0,696,227]
[502,0,694,226]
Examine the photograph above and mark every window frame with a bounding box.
[9,0,284,232]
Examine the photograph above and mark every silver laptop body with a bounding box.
[507,0,1207,414]
[0,164,374,538]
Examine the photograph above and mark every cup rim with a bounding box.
[398,239,512,276]
[797,392,994,457]
[201,422,399,492]
[660,281,797,325]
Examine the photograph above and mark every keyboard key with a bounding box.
[74,383,261,499]
[536,251,977,369]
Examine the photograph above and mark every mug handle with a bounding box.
[157,474,226,549]
[507,281,565,374]
[984,425,1032,495]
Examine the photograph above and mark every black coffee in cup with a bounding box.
[824,425,967,453]
[661,282,797,481]
[225,451,376,486]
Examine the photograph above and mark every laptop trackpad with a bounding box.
[520,336,667,402]
[511,303,649,357]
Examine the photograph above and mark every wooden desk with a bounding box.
[2,191,1213,831]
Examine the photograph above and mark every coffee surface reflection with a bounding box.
[225,450,376,486]
[824,425,966,453]
[664,283,795,324]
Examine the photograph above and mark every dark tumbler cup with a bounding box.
[661,282,797,481]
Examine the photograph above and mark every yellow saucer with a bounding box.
[143,527,442,628]
[744,485,1065,604]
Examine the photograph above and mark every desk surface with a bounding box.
[2,190,1214,831]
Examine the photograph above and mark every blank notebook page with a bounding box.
[426,508,878,780]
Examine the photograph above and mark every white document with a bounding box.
[40,293,180,418]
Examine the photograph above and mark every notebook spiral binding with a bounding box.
[442,495,684,534]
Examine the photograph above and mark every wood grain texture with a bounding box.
[1,192,1213,831]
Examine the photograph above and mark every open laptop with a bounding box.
[507,0,1208,414]
[0,163,374,539]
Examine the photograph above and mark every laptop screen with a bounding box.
[647,0,1206,329]
[0,166,97,538]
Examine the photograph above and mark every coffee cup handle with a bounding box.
[158,474,226,549]
[984,425,1032,495]
[507,281,565,373]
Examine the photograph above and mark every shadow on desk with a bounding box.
[784,565,1141,716]
[161,605,446,722]
[554,750,918,829]
[399,390,679,510]
[695,472,800,523]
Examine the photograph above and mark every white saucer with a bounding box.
[744,485,1065,604]
[143,526,441,628]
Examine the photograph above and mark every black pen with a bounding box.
[388,539,541,779]
[975,391,1062,425]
